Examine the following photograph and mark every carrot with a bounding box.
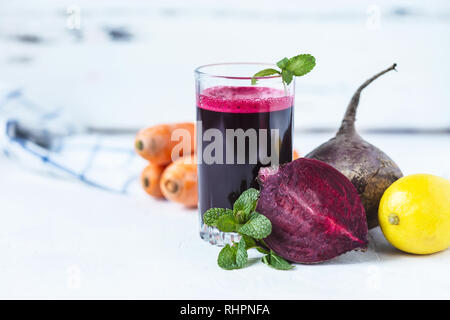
[141,163,166,199]
[293,149,300,160]
[135,122,195,165]
[160,155,197,208]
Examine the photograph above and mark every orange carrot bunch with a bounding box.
[135,122,197,207]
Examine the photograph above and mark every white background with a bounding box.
[1,0,449,130]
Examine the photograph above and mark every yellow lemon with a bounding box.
[379,174,450,254]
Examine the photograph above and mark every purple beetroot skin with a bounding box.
[257,158,369,263]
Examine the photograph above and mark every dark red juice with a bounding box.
[197,86,293,215]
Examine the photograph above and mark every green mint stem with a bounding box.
[258,239,269,250]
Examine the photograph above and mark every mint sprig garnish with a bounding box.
[251,53,316,85]
[203,188,293,271]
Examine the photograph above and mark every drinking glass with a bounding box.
[195,63,295,246]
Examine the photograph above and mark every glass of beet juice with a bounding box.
[195,63,294,246]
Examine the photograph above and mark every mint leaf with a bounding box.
[286,54,316,77]
[233,188,260,223]
[276,57,289,69]
[281,69,293,85]
[203,208,233,227]
[237,212,272,239]
[262,250,293,270]
[251,68,280,85]
[217,239,248,270]
[217,245,237,270]
[253,68,280,77]
[235,237,248,268]
[216,213,239,232]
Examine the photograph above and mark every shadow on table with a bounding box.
[317,228,399,266]
[316,227,449,266]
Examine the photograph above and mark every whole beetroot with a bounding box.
[306,64,403,229]
[257,158,368,264]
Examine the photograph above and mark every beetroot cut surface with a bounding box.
[257,158,369,263]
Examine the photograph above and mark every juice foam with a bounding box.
[198,86,293,113]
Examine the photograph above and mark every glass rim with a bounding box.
[195,62,281,80]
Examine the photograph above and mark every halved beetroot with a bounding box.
[257,158,368,263]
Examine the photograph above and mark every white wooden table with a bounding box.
[0,133,448,299]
